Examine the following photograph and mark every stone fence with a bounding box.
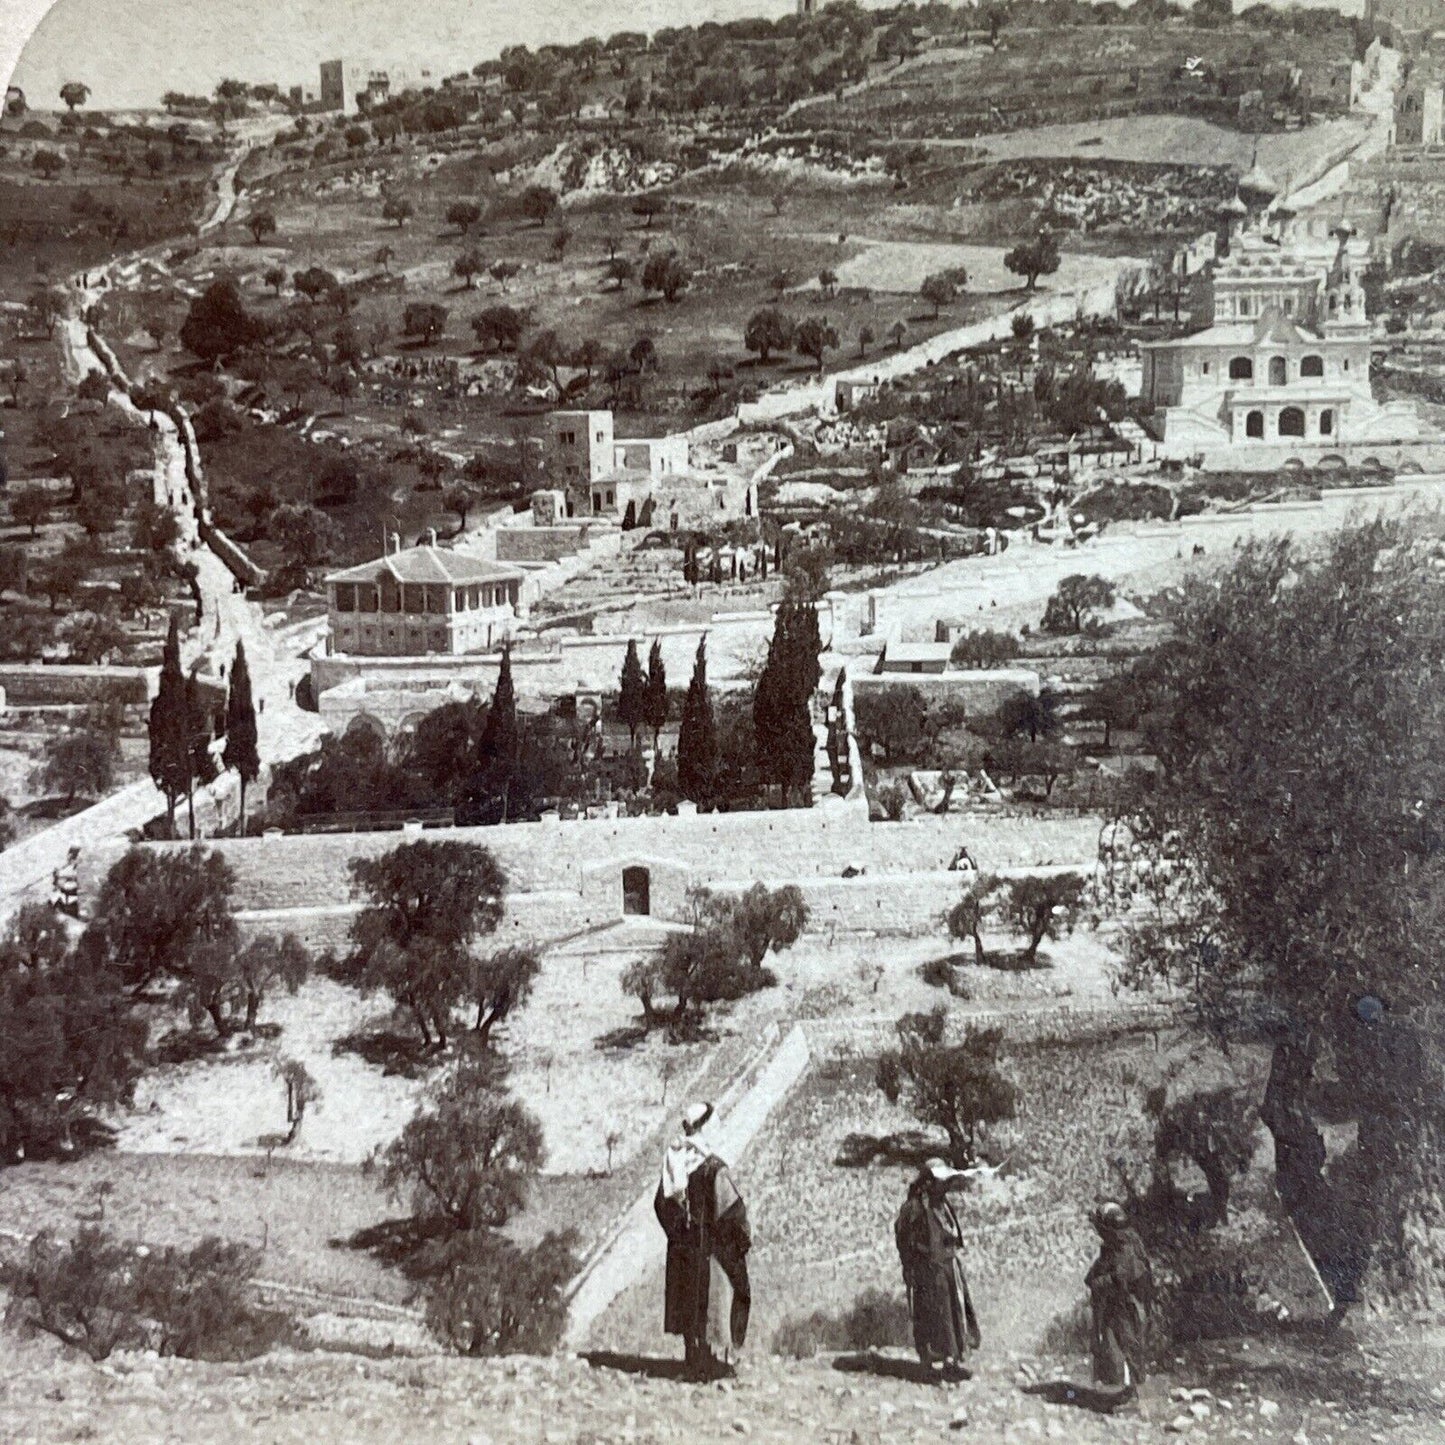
[0,664,153,706]
[77,804,1102,949]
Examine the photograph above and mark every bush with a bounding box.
[771,1287,912,1359]
[2,1227,291,1362]
[419,1227,578,1356]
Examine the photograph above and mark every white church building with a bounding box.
[1140,215,1419,457]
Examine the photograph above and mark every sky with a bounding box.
[4,0,802,110]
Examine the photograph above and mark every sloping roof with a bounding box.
[324,545,524,587]
[1252,309,1309,346]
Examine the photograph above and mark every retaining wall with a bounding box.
[80,805,1101,950]
[851,668,1039,715]
[0,664,154,706]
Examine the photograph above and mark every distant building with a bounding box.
[318,58,437,114]
[323,539,524,656]
[1366,0,1445,48]
[1140,216,1417,453]
[1390,66,1445,145]
[539,409,615,485]
[876,641,951,675]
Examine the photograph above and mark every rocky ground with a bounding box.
[3,1331,1444,1445]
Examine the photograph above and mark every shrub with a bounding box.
[134,1237,294,1359]
[2,1227,291,1362]
[380,1057,542,1232]
[875,1007,1018,1165]
[419,1227,578,1356]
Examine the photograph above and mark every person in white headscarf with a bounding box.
[654,1101,751,1377]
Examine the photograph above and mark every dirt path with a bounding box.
[565,1024,812,1347]
[0,130,323,922]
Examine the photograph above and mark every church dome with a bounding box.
[1237,162,1280,207]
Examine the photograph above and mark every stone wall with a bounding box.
[0,664,153,706]
[79,804,1100,946]
[851,668,1039,716]
[495,526,592,563]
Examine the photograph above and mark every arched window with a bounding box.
[1301,355,1324,378]
[1320,408,1334,436]
[1245,410,1265,438]
[1269,356,1288,386]
[1278,406,1306,437]
[1229,356,1254,381]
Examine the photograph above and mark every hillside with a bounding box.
[3,1329,1442,1444]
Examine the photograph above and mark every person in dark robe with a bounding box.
[895,1158,981,1378]
[1085,1201,1154,1395]
[653,1101,751,1378]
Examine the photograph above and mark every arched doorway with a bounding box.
[1269,356,1288,386]
[622,866,650,916]
[1319,408,1334,437]
[1245,410,1265,439]
[1278,407,1306,438]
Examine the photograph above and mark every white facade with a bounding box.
[318,58,437,114]
[1141,219,1418,455]
[541,409,615,485]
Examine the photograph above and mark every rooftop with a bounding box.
[324,544,524,588]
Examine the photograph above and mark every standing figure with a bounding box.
[1085,1201,1153,1395]
[654,1101,751,1378]
[895,1158,981,1378]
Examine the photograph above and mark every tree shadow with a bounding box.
[835,1128,939,1170]
[977,947,1052,973]
[331,1028,444,1078]
[2,1117,118,1168]
[1021,1380,1134,1415]
[333,1214,454,1270]
[581,1350,698,1383]
[150,1027,234,1066]
[594,1023,649,1053]
[832,1350,968,1385]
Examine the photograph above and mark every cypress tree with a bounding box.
[183,671,215,842]
[222,640,261,836]
[644,639,668,749]
[618,638,647,749]
[478,643,519,819]
[753,598,822,805]
[676,637,718,808]
[148,613,190,835]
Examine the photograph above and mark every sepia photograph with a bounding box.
[1,0,1444,1438]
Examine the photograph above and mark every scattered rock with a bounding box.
[731,1420,750,1436]
[1168,1414,1195,1433]
[948,1409,969,1430]
[1258,1400,1280,1420]
[1190,1402,1212,1421]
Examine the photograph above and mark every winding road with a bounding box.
[0,119,321,921]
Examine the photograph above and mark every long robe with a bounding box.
[894,1184,981,1364]
[1085,1224,1153,1388]
[654,1155,751,1356]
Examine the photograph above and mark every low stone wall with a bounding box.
[851,668,1039,716]
[495,527,592,563]
[1197,441,1445,473]
[81,804,1101,950]
[312,615,775,726]
[0,664,153,706]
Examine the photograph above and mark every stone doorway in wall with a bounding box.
[622,866,651,916]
